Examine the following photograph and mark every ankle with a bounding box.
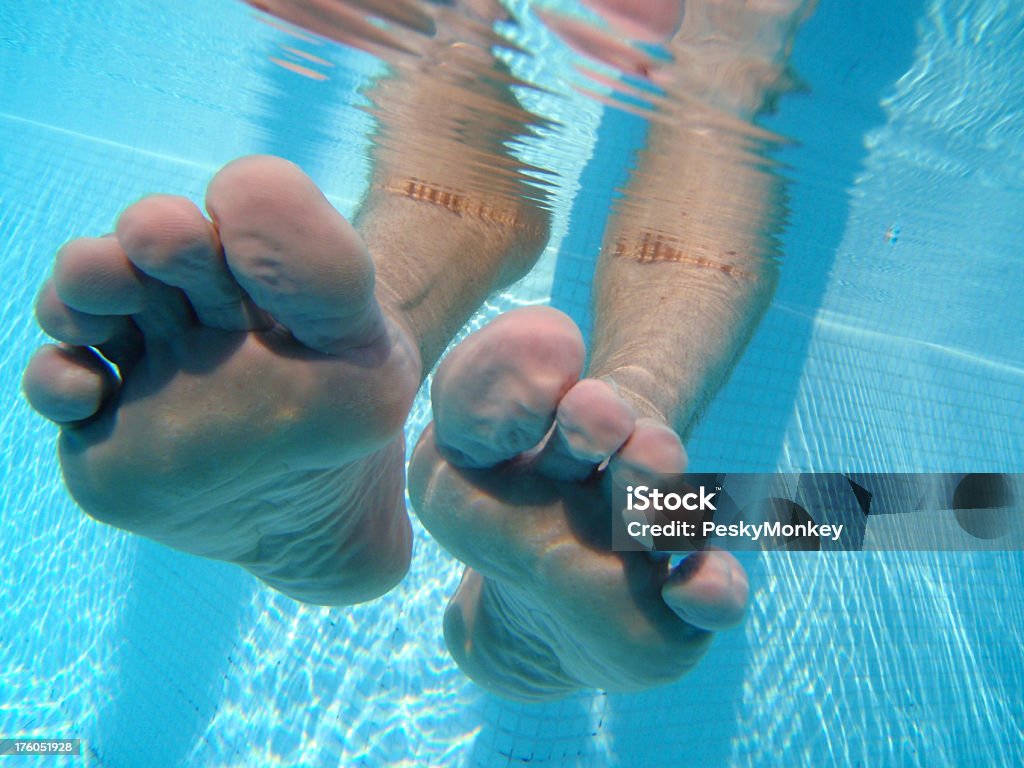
[594,365,671,422]
[494,201,552,287]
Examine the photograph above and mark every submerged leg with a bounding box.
[408,0,810,699]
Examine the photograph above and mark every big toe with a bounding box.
[429,306,586,469]
[205,155,387,354]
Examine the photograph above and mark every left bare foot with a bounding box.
[408,306,749,701]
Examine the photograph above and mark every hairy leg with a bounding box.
[588,0,812,432]
[409,0,811,699]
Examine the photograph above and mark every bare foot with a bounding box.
[408,306,749,701]
[23,156,422,605]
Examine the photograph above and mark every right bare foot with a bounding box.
[22,155,422,605]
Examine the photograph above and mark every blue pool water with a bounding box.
[2,0,1023,766]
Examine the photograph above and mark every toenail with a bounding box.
[668,552,708,583]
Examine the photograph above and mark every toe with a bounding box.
[662,550,749,631]
[605,418,688,555]
[116,194,266,332]
[535,378,636,481]
[608,417,688,485]
[430,306,586,468]
[52,236,145,316]
[36,279,129,347]
[23,344,117,424]
[205,155,385,354]
[36,278,144,371]
[53,234,194,343]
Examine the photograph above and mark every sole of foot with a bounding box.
[23,155,422,606]
[409,306,749,700]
